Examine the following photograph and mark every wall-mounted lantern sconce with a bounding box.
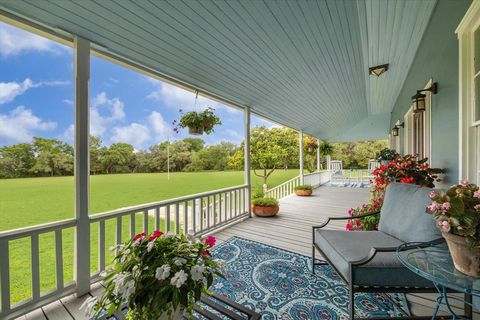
[412,82,438,113]
[368,64,389,77]
[391,122,404,137]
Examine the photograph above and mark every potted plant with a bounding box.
[427,180,480,277]
[173,107,221,135]
[82,231,223,319]
[252,197,279,217]
[304,136,317,154]
[375,148,398,165]
[295,184,313,196]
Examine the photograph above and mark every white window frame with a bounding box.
[403,80,432,161]
[457,1,480,183]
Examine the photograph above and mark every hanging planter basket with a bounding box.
[188,126,204,135]
[175,107,221,136]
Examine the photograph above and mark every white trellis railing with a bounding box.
[0,184,249,319]
[265,171,331,200]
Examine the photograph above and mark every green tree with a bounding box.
[30,137,74,176]
[183,138,205,152]
[331,140,388,168]
[250,126,298,187]
[89,135,105,175]
[0,143,35,178]
[186,142,236,171]
[101,143,135,173]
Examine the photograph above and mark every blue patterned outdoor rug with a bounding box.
[210,237,410,319]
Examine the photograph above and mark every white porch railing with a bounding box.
[0,184,249,320]
[265,171,331,200]
[303,171,331,188]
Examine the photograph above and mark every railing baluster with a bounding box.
[116,216,122,246]
[143,210,148,233]
[31,234,40,300]
[55,229,64,290]
[155,207,160,231]
[199,197,203,232]
[234,190,237,216]
[98,221,105,272]
[130,213,135,238]
[229,191,233,218]
[175,203,180,234]
[0,239,10,313]
[207,196,211,228]
[219,194,223,224]
[193,199,197,234]
[166,205,171,233]
[183,201,188,234]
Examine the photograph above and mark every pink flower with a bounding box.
[442,202,451,210]
[205,236,216,248]
[345,222,353,231]
[427,201,440,211]
[460,180,469,187]
[133,232,146,241]
[474,191,480,199]
[429,191,436,199]
[148,230,163,241]
[348,208,353,216]
[438,220,451,232]
[474,204,480,211]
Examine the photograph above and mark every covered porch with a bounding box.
[14,186,472,319]
[0,0,478,319]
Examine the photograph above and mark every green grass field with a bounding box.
[0,169,298,304]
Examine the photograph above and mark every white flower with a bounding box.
[191,265,205,281]
[121,279,136,300]
[155,264,171,281]
[132,265,141,279]
[112,272,131,298]
[147,240,155,253]
[171,270,188,288]
[174,257,187,266]
[80,296,97,318]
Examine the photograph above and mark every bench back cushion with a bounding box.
[379,182,441,242]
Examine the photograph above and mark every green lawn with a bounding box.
[0,169,298,304]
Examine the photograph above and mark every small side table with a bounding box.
[397,242,479,319]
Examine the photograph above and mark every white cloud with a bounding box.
[90,92,126,136]
[111,123,151,148]
[0,106,56,143]
[62,124,74,144]
[148,111,168,140]
[63,99,74,105]
[0,22,67,57]
[0,78,38,104]
[0,78,71,105]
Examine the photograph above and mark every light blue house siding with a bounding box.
[390,0,471,184]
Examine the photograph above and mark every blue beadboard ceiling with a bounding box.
[0,0,437,141]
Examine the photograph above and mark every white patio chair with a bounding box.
[329,160,347,183]
[364,159,380,183]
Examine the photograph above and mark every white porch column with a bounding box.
[316,139,321,172]
[74,37,91,296]
[244,107,251,217]
[299,130,304,184]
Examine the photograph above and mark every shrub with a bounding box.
[251,188,265,199]
[252,197,279,207]
[295,184,313,191]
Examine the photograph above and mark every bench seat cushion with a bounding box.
[314,229,434,287]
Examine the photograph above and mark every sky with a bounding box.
[0,22,276,150]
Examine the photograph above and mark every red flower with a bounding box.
[148,230,163,241]
[380,165,388,171]
[345,222,353,231]
[201,249,211,257]
[133,232,146,241]
[388,161,395,167]
[205,236,216,248]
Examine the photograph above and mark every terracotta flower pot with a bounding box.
[443,231,480,277]
[252,205,279,217]
[188,127,204,135]
[295,189,312,196]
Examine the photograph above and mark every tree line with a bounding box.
[0,126,387,183]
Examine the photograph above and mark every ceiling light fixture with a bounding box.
[368,64,389,77]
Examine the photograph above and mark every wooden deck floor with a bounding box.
[15,186,477,319]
